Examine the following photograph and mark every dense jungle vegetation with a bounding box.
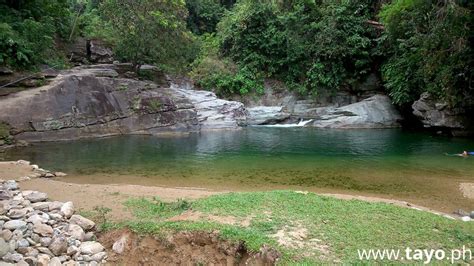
[0,0,472,109]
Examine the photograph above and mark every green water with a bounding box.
[3,128,474,210]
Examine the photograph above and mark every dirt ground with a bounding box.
[99,229,279,266]
[20,179,222,221]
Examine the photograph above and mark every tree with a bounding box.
[379,0,472,109]
[101,0,195,72]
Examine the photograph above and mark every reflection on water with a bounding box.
[3,128,474,211]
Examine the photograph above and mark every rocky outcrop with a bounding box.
[244,95,402,128]
[0,65,251,142]
[170,80,247,130]
[246,106,290,125]
[0,179,106,265]
[310,95,402,128]
[412,92,472,135]
[0,66,199,142]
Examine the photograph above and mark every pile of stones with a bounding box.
[0,180,106,265]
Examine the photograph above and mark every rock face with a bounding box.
[0,66,199,142]
[310,95,402,128]
[0,66,251,142]
[246,106,290,125]
[412,92,471,135]
[245,95,402,128]
[170,80,247,130]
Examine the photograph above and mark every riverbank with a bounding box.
[0,160,468,219]
[1,161,473,264]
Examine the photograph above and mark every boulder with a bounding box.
[69,215,95,230]
[170,80,247,130]
[0,67,199,142]
[311,95,402,128]
[48,236,67,256]
[79,241,104,255]
[33,224,53,237]
[246,106,290,125]
[60,202,74,218]
[412,92,471,135]
[67,224,85,241]
[22,191,48,203]
[89,39,114,64]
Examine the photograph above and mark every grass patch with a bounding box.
[124,197,190,220]
[111,191,473,264]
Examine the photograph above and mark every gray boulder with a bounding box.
[246,106,290,125]
[170,80,247,130]
[0,67,199,142]
[412,92,470,135]
[311,95,402,128]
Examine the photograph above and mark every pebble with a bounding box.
[49,256,62,266]
[0,238,10,257]
[1,229,13,241]
[33,223,53,236]
[4,220,27,230]
[37,254,50,266]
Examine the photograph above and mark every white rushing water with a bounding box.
[253,119,313,128]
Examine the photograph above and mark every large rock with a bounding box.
[60,202,74,218]
[170,80,247,130]
[22,191,48,203]
[69,215,95,230]
[246,106,291,125]
[311,95,402,128]
[48,236,67,256]
[88,39,114,64]
[0,67,199,142]
[79,241,104,255]
[412,92,471,135]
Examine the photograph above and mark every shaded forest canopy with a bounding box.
[0,0,472,110]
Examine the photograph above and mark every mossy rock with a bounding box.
[0,122,13,145]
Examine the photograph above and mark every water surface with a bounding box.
[3,128,474,211]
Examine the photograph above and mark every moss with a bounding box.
[0,122,13,144]
[0,122,10,139]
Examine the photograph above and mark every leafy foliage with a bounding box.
[191,0,376,96]
[186,0,227,35]
[379,0,473,108]
[190,34,264,96]
[0,0,71,69]
[100,0,197,72]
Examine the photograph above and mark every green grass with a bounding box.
[109,191,473,264]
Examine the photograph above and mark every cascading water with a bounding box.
[253,119,313,128]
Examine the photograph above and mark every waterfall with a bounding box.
[253,119,313,128]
